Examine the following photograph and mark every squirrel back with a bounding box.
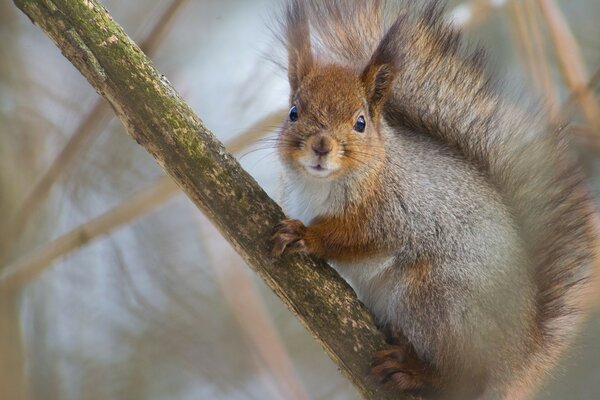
[275,1,599,398]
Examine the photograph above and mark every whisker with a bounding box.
[239,148,279,162]
[245,150,281,170]
[342,154,381,175]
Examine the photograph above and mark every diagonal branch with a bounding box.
[11,1,396,399]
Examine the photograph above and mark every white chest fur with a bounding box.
[330,256,397,324]
[280,171,398,325]
[280,172,337,225]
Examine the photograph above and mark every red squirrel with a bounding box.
[270,1,599,398]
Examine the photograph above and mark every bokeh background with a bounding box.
[1,0,600,399]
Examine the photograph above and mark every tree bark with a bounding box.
[12,1,399,399]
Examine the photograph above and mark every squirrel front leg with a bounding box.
[271,215,381,261]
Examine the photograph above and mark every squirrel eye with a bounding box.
[354,115,366,133]
[289,105,299,122]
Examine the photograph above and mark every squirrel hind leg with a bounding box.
[370,344,437,393]
[370,328,440,396]
[371,327,489,399]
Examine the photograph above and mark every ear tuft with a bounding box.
[361,63,396,117]
[360,12,404,117]
[285,0,313,93]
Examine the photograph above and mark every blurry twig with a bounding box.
[0,177,179,288]
[0,0,189,262]
[560,66,600,119]
[523,0,557,115]
[200,219,309,400]
[508,3,540,87]
[448,0,511,30]
[0,111,284,289]
[227,110,286,154]
[507,1,558,116]
[538,0,600,131]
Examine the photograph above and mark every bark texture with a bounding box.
[13,1,402,398]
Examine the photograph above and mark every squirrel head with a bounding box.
[279,1,401,181]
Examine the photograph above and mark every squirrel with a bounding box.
[270,0,599,399]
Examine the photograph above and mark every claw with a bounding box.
[370,345,431,392]
[271,219,307,257]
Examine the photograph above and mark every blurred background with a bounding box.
[1,0,600,399]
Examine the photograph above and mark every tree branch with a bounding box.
[12,1,395,398]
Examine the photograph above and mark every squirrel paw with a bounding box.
[370,345,433,393]
[271,219,307,257]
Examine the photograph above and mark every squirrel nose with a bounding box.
[312,137,332,156]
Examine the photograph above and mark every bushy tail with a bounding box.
[300,0,599,393]
[385,3,599,392]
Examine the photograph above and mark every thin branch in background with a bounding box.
[0,110,284,290]
[0,0,189,262]
[0,176,179,289]
[448,0,511,30]
[507,2,542,90]
[199,217,309,400]
[227,110,287,154]
[523,0,558,116]
[538,0,600,131]
[507,0,559,117]
[132,0,189,56]
[569,123,599,139]
[560,66,600,119]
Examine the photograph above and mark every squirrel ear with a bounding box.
[360,14,403,117]
[285,0,313,93]
[360,63,396,117]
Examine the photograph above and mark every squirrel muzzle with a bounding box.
[298,133,341,179]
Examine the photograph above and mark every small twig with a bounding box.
[134,0,189,56]
[523,0,558,115]
[0,290,25,400]
[560,66,600,118]
[538,0,600,130]
[0,177,178,288]
[0,0,189,262]
[507,2,541,89]
[227,110,287,154]
[507,1,558,116]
